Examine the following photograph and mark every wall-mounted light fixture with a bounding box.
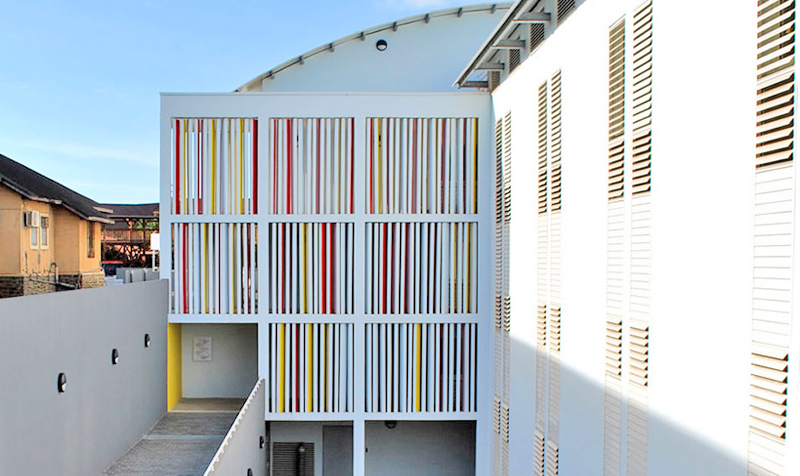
[384,420,397,430]
[247,469,253,476]
[111,348,120,365]
[144,334,151,348]
[259,436,265,449]
[57,373,67,393]
[376,39,388,51]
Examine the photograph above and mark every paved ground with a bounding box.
[102,399,244,476]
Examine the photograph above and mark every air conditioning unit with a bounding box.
[23,211,40,228]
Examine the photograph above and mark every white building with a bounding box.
[161,1,799,475]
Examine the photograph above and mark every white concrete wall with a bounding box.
[493,0,760,474]
[365,421,475,476]
[205,379,267,476]
[0,280,168,476]
[247,6,507,93]
[182,323,258,398]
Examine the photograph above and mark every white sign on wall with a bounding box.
[193,336,212,362]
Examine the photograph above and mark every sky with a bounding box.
[0,0,476,204]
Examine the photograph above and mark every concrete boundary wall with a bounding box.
[204,379,267,476]
[0,280,169,476]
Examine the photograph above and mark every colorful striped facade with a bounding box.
[161,91,492,475]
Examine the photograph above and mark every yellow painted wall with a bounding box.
[19,198,55,275]
[0,185,22,275]
[79,221,102,272]
[167,323,182,410]
[53,208,80,273]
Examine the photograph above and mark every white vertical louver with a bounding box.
[266,323,353,413]
[171,223,258,314]
[364,323,478,412]
[366,118,479,214]
[605,17,626,476]
[171,118,258,215]
[268,118,354,214]
[749,0,795,474]
[365,222,477,314]
[626,2,653,475]
[264,223,354,314]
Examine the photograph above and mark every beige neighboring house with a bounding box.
[0,153,113,298]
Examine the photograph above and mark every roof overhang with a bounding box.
[455,0,549,88]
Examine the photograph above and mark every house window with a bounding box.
[30,226,38,248]
[40,216,49,248]
[87,222,95,258]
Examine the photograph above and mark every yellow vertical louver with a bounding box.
[749,1,795,475]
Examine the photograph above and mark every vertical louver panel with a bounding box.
[509,49,521,72]
[550,71,563,213]
[493,115,505,476]
[756,72,795,168]
[557,0,576,25]
[494,395,503,476]
[490,71,501,91]
[365,323,477,413]
[171,223,258,314]
[609,19,626,201]
[546,440,560,476]
[171,118,258,215]
[365,222,477,314]
[534,430,546,476]
[268,118,354,214]
[264,223,354,314]
[538,83,549,216]
[267,323,353,413]
[631,0,653,196]
[626,3,652,476]
[530,23,545,52]
[501,403,511,474]
[366,118,479,214]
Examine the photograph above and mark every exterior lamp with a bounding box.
[384,420,397,429]
[376,39,388,51]
[111,349,120,365]
[57,373,67,393]
[144,333,151,348]
[260,436,265,449]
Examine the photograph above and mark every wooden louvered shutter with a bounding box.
[749,1,795,475]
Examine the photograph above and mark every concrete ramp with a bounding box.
[102,399,243,476]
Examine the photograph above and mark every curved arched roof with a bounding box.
[236,3,511,93]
